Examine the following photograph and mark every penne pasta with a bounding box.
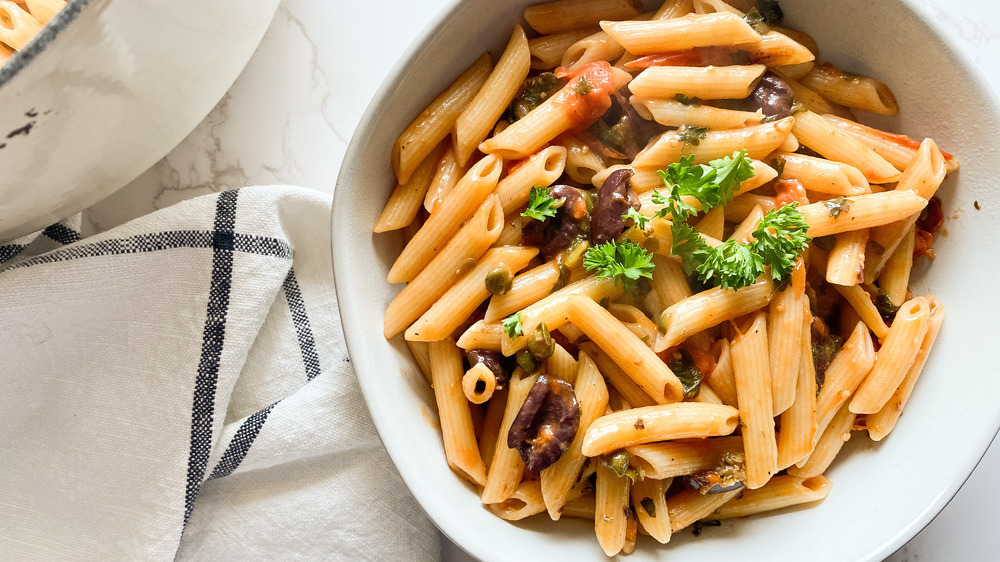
[601,12,760,55]
[776,310,817,470]
[792,110,901,183]
[627,436,744,479]
[656,277,774,352]
[430,339,487,486]
[631,96,763,130]
[632,117,793,168]
[628,64,767,99]
[731,312,777,489]
[709,475,832,519]
[524,0,641,35]
[581,402,739,457]
[799,63,898,115]
[482,370,538,504]
[812,321,876,442]
[798,190,928,238]
[529,29,596,69]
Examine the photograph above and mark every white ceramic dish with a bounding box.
[333,1,1000,560]
[0,0,281,241]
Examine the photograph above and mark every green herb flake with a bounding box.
[744,7,771,34]
[508,73,561,121]
[812,333,843,390]
[623,207,651,230]
[583,240,655,292]
[824,196,852,219]
[640,497,656,518]
[874,290,900,322]
[669,349,705,399]
[575,75,593,96]
[521,186,561,221]
[678,125,709,147]
[674,93,703,107]
[502,313,524,339]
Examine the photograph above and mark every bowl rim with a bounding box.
[0,0,93,91]
[332,1,1000,560]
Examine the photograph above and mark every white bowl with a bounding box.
[0,0,281,240]
[333,1,1000,560]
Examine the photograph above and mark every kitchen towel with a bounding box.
[0,186,439,560]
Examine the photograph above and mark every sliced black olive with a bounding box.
[590,168,639,246]
[742,72,794,120]
[506,375,581,471]
[521,184,589,260]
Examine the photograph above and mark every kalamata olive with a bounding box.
[679,451,746,494]
[515,349,540,374]
[467,349,509,388]
[485,267,513,295]
[678,473,744,495]
[507,375,581,471]
[742,72,794,120]
[522,184,589,260]
[526,322,555,362]
[591,168,640,246]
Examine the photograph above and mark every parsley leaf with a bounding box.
[695,239,765,290]
[655,150,755,221]
[678,125,709,146]
[668,349,704,399]
[575,76,593,95]
[669,222,712,276]
[744,7,771,34]
[521,186,561,221]
[623,207,651,230]
[502,313,523,339]
[583,240,655,291]
[752,203,811,281]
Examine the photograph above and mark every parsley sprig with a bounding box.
[653,151,755,223]
[583,240,654,291]
[521,186,561,221]
[502,313,523,339]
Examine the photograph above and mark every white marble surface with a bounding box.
[85,1,1000,560]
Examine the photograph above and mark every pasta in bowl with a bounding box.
[332,0,1000,559]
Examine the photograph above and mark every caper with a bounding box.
[527,322,555,362]
[551,264,572,293]
[485,267,513,295]
[603,450,631,478]
[516,349,540,373]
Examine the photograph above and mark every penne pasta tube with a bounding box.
[424,141,469,214]
[581,402,739,457]
[578,343,659,408]
[627,436,744,479]
[668,488,742,531]
[480,64,632,159]
[769,262,805,414]
[863,138,947,283]
[562,135,606,184]
[384,195,504,338]
[601,12,760,55]
[867,297,944,441]
[631,477,673,543]
[562,30,625,72]
[609,303,660,349]
[454,26,531,166]
[478,387,508,470]
[799,63,898,115]
[705,339,738,408]
[777,152,868,197]
[728,204,764,244]
[406,246,538,341]
[792,110,901,183]
[547,343,580,384]
[493,216,523,248]
[529,29,596,69]
[632,117,793,168]
[798,190,928,238]
[488,480,548,520]
[823,114,959,174]
[457,319,504,351]
[502,275,624,355]
[593,165,664,193]
[654,0,694,18]
[389,154,503,283]
[709,475,832,519]
[850,297,931,414]
[772,70,850,118]
[524,0,641,35]
[631,96,763,129]
[595,450,631,556]
[486,260,574,322]
[25,0,64,25]
[541,353,610,519]
[825,229,869,286]
[566,295,686,404]
[789,401,855,478]
[813,322,876,441]
[496,146,568,215]
[655,277,775,352]
[776,310,817,470]
[482,371,538,504]
[463,362,497,404]
[724,193,775,222]
[407,340,433,385]
[0,1,43,50]
[696,206,726,240]
[731,312,777,489]
[877,225,916,307]
[429,339,487,486]
[392,54,491,184]
[831,284,889,342]
[741,29,815,67]
[628,64,767,99]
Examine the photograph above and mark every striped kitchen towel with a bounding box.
[0,187,438,560]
